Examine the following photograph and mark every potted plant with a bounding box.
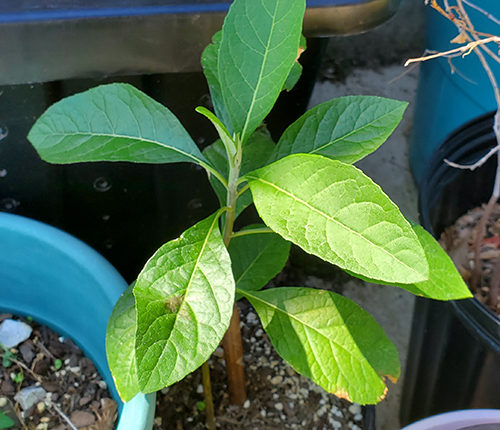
[401,409,500,430]
[24,0,471,427]
[401,0,500,425]
[0,212,156,429]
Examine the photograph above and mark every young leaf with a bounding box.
[203,131,275,218]
[240,287,400,405]
[269,96,408,164]
[218,0,305,142]
[345,225,473,300]
[229,225,291,300]
[106,284,140,402]
[196,106,237,159]
[0,412,14,429]
[134,213,235,393]
[201,30,232,135]
[246,154,429,284]
[28,83,209,167]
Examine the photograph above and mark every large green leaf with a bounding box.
[28,83,208,167]
[203,131,275,218]
[0,412,14,429]
[246,154,429,284]
[201,31,232,134]
[269,96,408,164]
[346,225,473,300]
[133,213,234,393]
[218,0,305,142]
[229,225,291,300]
[240,287,400,404]
[106,284,140,402]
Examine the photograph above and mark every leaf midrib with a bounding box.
[248,176,424,280]
[34,131,204,165]
[309,105,402,155]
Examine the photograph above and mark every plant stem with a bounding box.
[221,137,247,405]
[222,306,247,405]
[202,362,216,430]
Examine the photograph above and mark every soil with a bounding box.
[439,203,500,315]
[154,275,369,430]
[0,314,117,430]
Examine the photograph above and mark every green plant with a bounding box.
[0,412,14,430]
[27,0,471,415]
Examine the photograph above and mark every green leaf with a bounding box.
[246,154,429,284]
[203,131,275,218]
[345,225,473,300]
[134,213,235,393]
[283,62,303,92]
[54,359,63,371]
[218,0,306,142]
[196,106,237,159]
[269,96,408,164]
[201,31,233,135]
[0,412,14,429]
[229,225,290,300]
[106,284,140,402]
[240,287,400,404]
[28,83,208,167]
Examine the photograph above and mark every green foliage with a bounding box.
[134,213,234,393]
[0,412,14,429]
[269,96,408,164]
[26,0,470,409]
[106,284,140,402]
[12,373,23,384]
[239,287,399,404]
[246,154,428,284]
[54,359,63,371]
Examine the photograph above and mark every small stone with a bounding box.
[69,410,95,428]
[19,342,35,364]
[270,376,283,385]
[348,403,362,416]
[196,384,204,394]
[243,400,251,409]
[79,396,91,406]
[0,319,32,348]
[274,402,284,411]
[0,397,7,407]
[352,425,361,430]
[97,380,107,389]
[40,417,50,423]
[154,417,162,426]
[331,420,342,429]
[213,347,224,358]
[35,424,48,430]
[160,387,170,395]
[246,312,257,322]
[37,402,46,413]
[14,386,47,411]
[354,413,363,422]
[260,410,267,418]
[255,329,263,337]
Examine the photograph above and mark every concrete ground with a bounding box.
[309,1,427,428]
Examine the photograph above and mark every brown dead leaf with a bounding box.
[296,46,305,62]
[333,389,351,402]
[82,398,117,430]
[450,31,468,44]
[377,386,389,402]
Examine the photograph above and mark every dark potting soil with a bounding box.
[440,203,500,315]
[0,314,117,430]
[153,290,367,430]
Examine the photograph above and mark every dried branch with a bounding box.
[461,0,500,27]
[444,146,500,170]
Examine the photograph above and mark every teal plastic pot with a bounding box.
[0,213,155,430]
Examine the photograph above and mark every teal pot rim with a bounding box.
[0,212,155,430]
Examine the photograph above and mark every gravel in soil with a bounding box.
[440,203,500,315]
[0,314,117,430]
[154,296,367,430]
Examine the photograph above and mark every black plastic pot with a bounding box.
[401,112,500,426]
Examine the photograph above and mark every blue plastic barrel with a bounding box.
[409,0,500,182]
[0,213,155,430]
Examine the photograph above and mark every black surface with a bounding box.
[401,112,500,426]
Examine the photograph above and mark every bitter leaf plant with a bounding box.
[28,0,472,408]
